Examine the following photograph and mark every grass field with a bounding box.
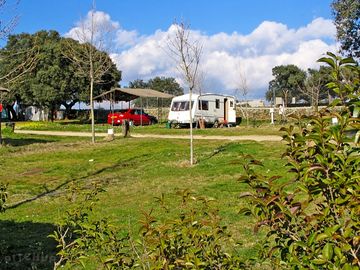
[0,125,290,269]
[15,119,286,136]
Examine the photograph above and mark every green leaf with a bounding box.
[339,57,356,65]
[334,246,343,259]
[322,243,333,261]
[312,258,327,265]
[316,233,329,242]
[318,56,336,69]
[238,207,251,215]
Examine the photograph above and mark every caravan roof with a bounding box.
[172,93,235,101]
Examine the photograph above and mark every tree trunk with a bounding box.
[189,88,193,165]
[90,77,95,144]
[62,101,77,119]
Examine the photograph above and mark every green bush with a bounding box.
[0,183,7,213]
[51,187,244,269]
[135,190,244,269]
[50,181,134,269]
[239,53,360,269]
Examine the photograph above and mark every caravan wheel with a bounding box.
[169,121,180,129]
[213,120,219,128]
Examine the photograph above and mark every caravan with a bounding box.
[168,93,236,127]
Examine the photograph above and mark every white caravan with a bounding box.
[168,93,236,127]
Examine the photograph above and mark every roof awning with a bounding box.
[94,87,174,102]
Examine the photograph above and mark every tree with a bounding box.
[235,63,250,125]
[0,31,77,120]
[62,37,119,117]
[332,0,360,59]
[0,0,19,40]
[64,2,120,143]
[266,64,306,105]
[167,20,203,165]
[129,76,184,108]
[298,66,332,111]
[0,0,38,144]
[0,31,119,120]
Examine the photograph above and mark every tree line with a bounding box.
[0,30,183,121]
[265,64,333,110]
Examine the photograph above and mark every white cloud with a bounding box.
[65,11,119,43]
[66,13,337,99]
[116,29,141,48]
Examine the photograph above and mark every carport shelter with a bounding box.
[94,87,174,122]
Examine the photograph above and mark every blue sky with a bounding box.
[17,0,333,36]
[11,0,337,99]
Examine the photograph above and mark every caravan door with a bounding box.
[224,98,236,124]
[224,98,229,122]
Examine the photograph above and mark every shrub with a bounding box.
[50,181,134,269]
[239,53,360,269]
[135,190,244,269]
[0,183,7,213]
[51,187,244,269]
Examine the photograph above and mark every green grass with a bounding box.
[15,120,286,136]
[0,128,289,269]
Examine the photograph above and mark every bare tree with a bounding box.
[234,63,250,126]
[167,20,203,165]
[0,0,19,40]
[297,68,331,112]
[298,78,322,112]
[0,0,39,144]
[64,1,117,143]
[194,69,206,95]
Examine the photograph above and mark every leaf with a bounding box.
[312,258,327,265]
[318,56,336,69]
[238,207,251,215]
[322,243,333,261]
[316,233,329,242]
[339,57,356,65]
[334,246,343,259]
[238,192,253,198]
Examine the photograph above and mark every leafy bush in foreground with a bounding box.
[239,53,359,269]
[135,190,244,269]
[0,183,8,212]
[51,186,243,269]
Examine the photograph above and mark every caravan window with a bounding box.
[198,100,209,110]
[230,101,234,107]
[171,102,180,111]
[215,99,220,109]
[171,101,194,111]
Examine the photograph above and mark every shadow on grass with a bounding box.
[0,220,57,269]
[2,137,54,147]
[7,153,151,210]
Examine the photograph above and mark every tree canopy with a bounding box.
[129,76,183,107]
[332,0,360,59]
[266,64,333,107]
[0,30,120,119]
[266,65,306,104]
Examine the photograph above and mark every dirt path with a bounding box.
[14,130,283,142]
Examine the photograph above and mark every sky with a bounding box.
[9,0,338,100]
